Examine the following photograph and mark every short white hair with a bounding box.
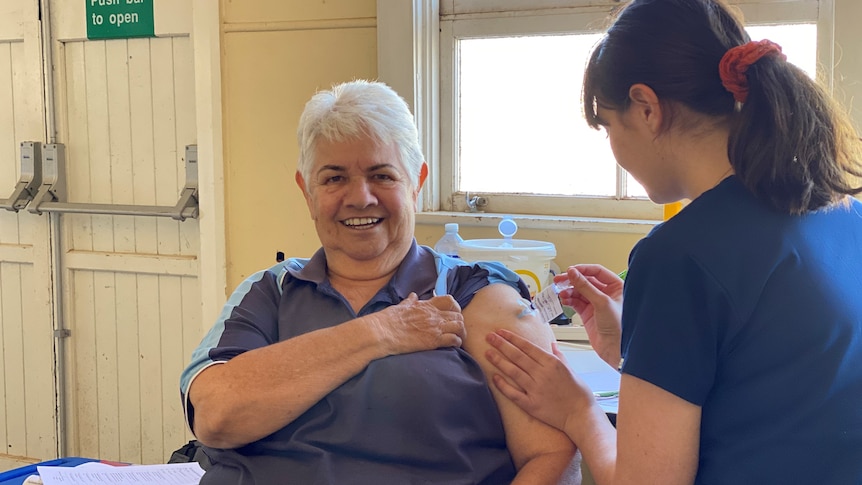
[296,80,424,187]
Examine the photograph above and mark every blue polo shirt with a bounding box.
[180,241,531,485]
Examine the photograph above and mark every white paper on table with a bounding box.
[36,462,204,485]
[558,346,621,414]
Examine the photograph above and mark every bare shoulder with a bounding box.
[461,283,554,354]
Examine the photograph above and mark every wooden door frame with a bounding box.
[191,0,228,333]
[42,0,226,456]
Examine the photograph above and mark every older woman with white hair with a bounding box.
[180,80,578,485]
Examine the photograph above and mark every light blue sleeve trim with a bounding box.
[179,269,270,394]
[432,253,464,296]
[276,257,309,295]
[431,251,522,296]
[181,361,226,435]
[475,260,522,288]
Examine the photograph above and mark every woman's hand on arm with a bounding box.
[189,293,465,449]
[486,330,702,485]
[486,329,617,482]
[485,330,600,437]
[556,265,623,368]
[461,284,578,485]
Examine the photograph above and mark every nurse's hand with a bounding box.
[368,293,466,355]
[485,330,595,435]
[555,264,623,368]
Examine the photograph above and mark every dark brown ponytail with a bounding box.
[729,55,862,214]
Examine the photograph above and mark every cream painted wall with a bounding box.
[834,0,862,132]
[223,0,374,24]
[222,0,376,287]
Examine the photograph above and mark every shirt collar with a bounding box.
[389,241,438,300]
[286,240,439,300]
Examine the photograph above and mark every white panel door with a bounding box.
[49,1,200,464]
[0,0,58,462]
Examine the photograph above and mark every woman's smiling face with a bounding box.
[297,136,419,271]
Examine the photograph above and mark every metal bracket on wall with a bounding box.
[0,141,43,212]
[26,144,199,221]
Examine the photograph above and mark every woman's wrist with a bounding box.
[598,347,622,371]
[565,398,615,448]
[347,316,392,361]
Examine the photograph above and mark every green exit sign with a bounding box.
[86,0,155,40]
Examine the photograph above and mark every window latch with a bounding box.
[465,192,487,213]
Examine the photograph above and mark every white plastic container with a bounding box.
[458,218,556,297]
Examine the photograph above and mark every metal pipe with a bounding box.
[48,212,66,459]
[41,0,56,145]
[34,201,198,220]
[38,0,65,458]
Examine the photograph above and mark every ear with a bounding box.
[295,171,316,217]
[628,83,663,134]
[418,162,429,190]
[412,163,429,209]
[295,170,308,195]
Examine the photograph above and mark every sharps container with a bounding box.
[458,218,556,298]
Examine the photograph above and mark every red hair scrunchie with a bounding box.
[719,39,787,104]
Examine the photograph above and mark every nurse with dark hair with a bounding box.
[485,1,862,484]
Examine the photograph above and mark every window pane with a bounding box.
[456,23,816,202]
[746,23,817,78]
[459,34,618,197]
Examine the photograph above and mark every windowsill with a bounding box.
[416,211,659,234]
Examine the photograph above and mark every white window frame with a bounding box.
[378,0,833,225]
[441,6,653,219]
